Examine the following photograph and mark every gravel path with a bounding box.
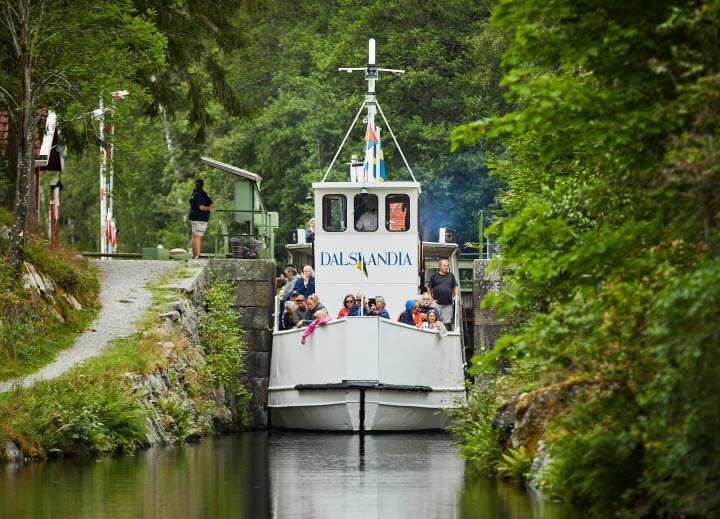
[0,260,179,393]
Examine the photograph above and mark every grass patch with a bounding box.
[0,236,101,382]
[0,371,149,457]
[0,307,98,382]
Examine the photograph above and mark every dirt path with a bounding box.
[0,260,179,393]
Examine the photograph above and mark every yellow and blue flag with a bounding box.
[356,254,368,277]
[377,137,386,181]
[363,122,386,181]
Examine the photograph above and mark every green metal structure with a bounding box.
[200,157,279,260]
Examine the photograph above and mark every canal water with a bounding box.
[0,433,580,518]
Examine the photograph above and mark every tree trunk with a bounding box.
[3,118,18,206]
[10,118,35,265]
[9,7,34,267]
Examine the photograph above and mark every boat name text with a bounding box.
[320,251,413,267]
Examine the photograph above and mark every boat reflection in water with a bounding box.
[266,433,464,518]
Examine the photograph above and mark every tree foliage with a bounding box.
[453,0,720,515]
[54,0,509,256]
[132,0,258,142]
[0,0,166,264]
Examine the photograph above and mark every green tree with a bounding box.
[132,0,258,142]
[0,0,165,265]
[453,0,720,514]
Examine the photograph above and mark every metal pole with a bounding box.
[99,98,107,257]
[478,210,484,259]
[108,89,119,255]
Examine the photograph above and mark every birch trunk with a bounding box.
[9,0,35,266]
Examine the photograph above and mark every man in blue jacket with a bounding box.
[189,179,213,259]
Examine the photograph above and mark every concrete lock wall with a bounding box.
[472,259,506,355]
[201,259,276,429]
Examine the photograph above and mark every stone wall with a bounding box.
[472,259,506,355]
[196,259,276,429]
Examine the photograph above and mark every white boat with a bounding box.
[268,39,467,431]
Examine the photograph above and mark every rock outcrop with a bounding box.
[492,379,590,489]
[21,261,84,320]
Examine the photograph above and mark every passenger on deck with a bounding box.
[283,301,299,330]
[368,296,390,319]
[337,294,355,318]
[399,300,422,328]
[300,308,332,345]
[348,292,369,316]
[297,294,327,327]
[429,259,458,330]
[397,298,423,326]
[418,293,442,323]
[305,218,315,243]
[292,295,308,324]
[298,265,316,298]
[282,266,299,304]
[422,309,447,337]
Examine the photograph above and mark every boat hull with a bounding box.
[269,317,466,432]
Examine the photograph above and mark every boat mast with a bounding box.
[322,39,407,182]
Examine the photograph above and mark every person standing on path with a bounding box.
[189,179,213,259]
[428,259,459,330]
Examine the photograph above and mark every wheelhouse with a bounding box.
[311,181,421,318]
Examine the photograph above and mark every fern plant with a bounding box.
[498,446,533,482]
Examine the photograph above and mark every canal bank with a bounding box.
[0,259,274,462]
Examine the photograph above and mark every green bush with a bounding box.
[0,206,11,228]
[449,377,504,476]
[157,397,194,439]
[536,388,644,514]
[199,280,251,418]
[26,373,149,456]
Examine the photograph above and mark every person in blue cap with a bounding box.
[399,299,421,327]
[189,178,213,259]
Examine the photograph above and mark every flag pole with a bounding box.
[359,251,364,316]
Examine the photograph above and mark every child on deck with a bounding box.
[301,308,332,345]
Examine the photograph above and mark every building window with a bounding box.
[386,194,410,232]
[354,194,379,232]
[322,194,347,232]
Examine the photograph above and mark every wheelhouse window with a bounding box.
[322,194,347,232]
[386,194,410,232]
[354,194,379,232]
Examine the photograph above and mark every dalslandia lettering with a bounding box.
[320,251,413,267]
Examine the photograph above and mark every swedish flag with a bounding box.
[377,137,386,181]
[356,254,368,277]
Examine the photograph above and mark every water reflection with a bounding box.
[269,433,464,518]
[0,433,580,518]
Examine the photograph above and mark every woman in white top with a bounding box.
[422,309,447,337]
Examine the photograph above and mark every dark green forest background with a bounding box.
[58,0,507,256]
